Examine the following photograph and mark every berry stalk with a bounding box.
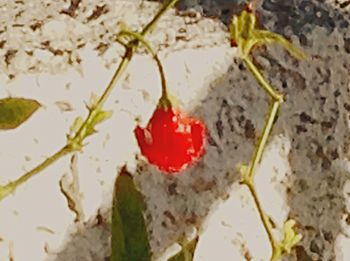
[0,0,179,202]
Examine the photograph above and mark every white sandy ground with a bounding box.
[0,1,350,260]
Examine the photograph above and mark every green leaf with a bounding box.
[280,219,302,254]
[111,166,151,261]
[69,116,84,135]
[92,109,113,126]
[253,30,306,60]
[230,9,306,60]
[81,109,112,138]
[0,97,41,130]
[237,163,250,180]
[168,236,199,261]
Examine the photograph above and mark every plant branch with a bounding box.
[0,146,72,201]
[141,0,178,36]
[244,179,278,257]
[243,57,283,102]
[117,30,171,107]
[230,5,305,259]
[0,0,179,202]
[241,100,281,257]
[241,56,284,260]
[243,87,281,180]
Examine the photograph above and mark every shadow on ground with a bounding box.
[52,1,350,260]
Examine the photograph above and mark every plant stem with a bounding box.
[244,180,278,257]
[116,30,171,108]
[245,99,280,181]
[241,56,284,261]
[241,101,281,257]
[81,0,179,125]
[0,145,72,201]
[141,0,179,36]
[243,57,283,102]
[0,0,179,202]
[231,4,304,259]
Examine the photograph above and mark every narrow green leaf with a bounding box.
[168,236,199,261]
[92,109,113,126]
[111,166,151,261]
[254,30,307,60]
[0,97,41,130]
[69,116,84,135]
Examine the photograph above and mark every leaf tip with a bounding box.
[119,165,131,177]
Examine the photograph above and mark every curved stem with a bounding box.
[85,0,179,112]
[76,0,180,138]
[117,30,171,107]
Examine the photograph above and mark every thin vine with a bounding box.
[231,3,305,260]
[0,0,179,201]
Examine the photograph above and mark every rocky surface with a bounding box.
[0,0,349,261]
[149,0,350,260]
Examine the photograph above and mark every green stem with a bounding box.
[76,0,179,137]
[231,5,304,259]
[241,101,280,260]
[242,55,284,261]
[244,180,279,258]
[141,0,179,36]
[0,0,179,202]
[0,145,72,201]
[243,57,283,102]
[271,248,283,261]
[117,30,171,108]
[246,100,280,180]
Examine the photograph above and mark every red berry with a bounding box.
[134,106,206,173]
